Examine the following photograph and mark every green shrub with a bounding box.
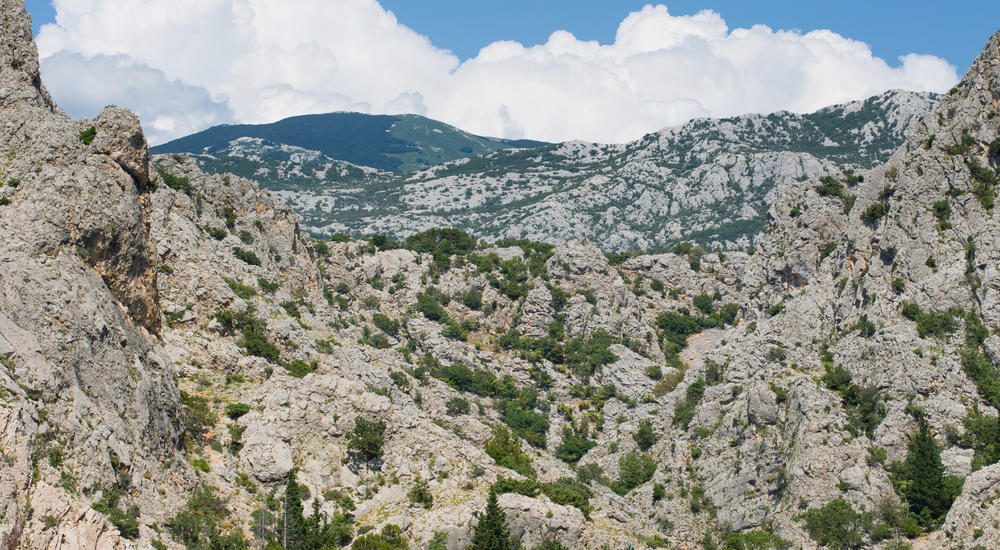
[205,225,227,240]
[900,302,958,338]
[257,277,279,293]
[415,291,447,322]
[633,419,657,451]
[723,530,791,549]
[463,288,483,310]
[348,416,386,462]
[822,363,852,392]
[372,314,400,337]
[224,403,251,420]
[854,315,876,337]
[484,425,534,477]
[860,202,887,225]
[446,397,470,416]
[613,452,656,494]
[79,125,97,145]
[555,425,597,463]
[407,476,433,509]
[232,247,261,266]
[180,391,217,440]
[673,378,705,428]
[313,240,330,257]
[801,498,866,550]
[932,200,951,225]
[283,359,316,378]
[891,278,906,294]
[222,277,256,299]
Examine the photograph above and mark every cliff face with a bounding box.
[4,0,1000,548]
[1,1,182,547]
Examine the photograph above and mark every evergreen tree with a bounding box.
[469,492,516,550]
[283,469,305,550]
[902,420,948,526]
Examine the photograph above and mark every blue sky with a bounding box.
[23,1,987,144]
[29,0,997,70]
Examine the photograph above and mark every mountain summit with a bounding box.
[152,112,547,173]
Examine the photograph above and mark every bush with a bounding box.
[614,452,656,494]
[555,425,597,463]
[283,359,316,378]
[801,498,866,550]
[205,225,227,240]
[855,315,876,337]
[633,419,657,451]
[224,403,251,420]
[180,391,217,440]
[822,364,853,392]
[223,277,257,299]
[446,397,470,416]
[348,417,386,462]
[723,531,791,549]
[415,291,448,322]
[484,425,534,477]
[372,314,399,337]
[407,476,433,509]
[232,247,261,266]
[237,230,254,244]
[891,278,906,294]
[673,378,705,428]
[79,125,97,144]
[167,485,247,548]
[463,288,483,310]
[257,277,279,293]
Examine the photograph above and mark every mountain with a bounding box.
[185,89,938,251]
[152,111,547,173]
[4,0,1000,548]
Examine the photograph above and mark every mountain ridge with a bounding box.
[190,88,936,251]
[152,111,548,173]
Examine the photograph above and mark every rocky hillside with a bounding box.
[4,0,1000,549]
[184,89,937,252]
[152,112,546,173]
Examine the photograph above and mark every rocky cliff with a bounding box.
[3,0,1000,548]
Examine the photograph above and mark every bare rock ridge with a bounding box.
[1,0,180,548]
[0,0,54,110]
[4,0,1000,547]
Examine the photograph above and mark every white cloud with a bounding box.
[40,51,233,144]
[36,1,959,145]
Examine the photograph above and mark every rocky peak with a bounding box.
[0,0,55,110]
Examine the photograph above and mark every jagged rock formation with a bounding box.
[1,1,184,548]
[4,0,1000,548]
[185,89,937,252]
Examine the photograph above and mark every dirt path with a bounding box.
[680,328,728,368]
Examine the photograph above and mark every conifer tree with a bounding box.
[283,469,305,550]
[902,420,947,526]
[469,492,516,550]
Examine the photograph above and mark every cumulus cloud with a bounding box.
[36,1,959,145]
[40,51,233,144]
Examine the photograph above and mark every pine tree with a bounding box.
[469,492,516,550]
[283,469,305,550]
[902,420,947,526]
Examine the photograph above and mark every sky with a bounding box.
[22,1,998,146]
